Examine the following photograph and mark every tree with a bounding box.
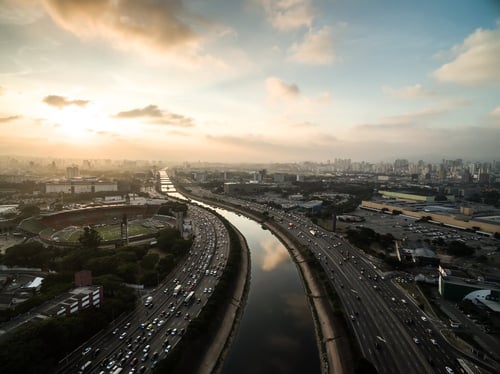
[78,226,102,250]
[446,240,474,256]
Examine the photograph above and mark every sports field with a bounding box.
[51,220,159,243]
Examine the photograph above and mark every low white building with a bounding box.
[45,179,117,194]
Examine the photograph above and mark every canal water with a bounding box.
[217,211,320,374]
[166,182,320,373]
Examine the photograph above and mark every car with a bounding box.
[171,328,177,335]
[413,337,420,344]
[119,332,127,339]
[106,360,116,370]
[421,316,428,322]
[125,322,131,329]
[164,344,172,353]
[350,314,355,321]
[143,344,150,353]
[82,347,92,356]
[445,366,454,374]
[430,338,437,345]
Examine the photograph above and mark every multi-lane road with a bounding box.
[56,205,230,374]
[223,198,471,374]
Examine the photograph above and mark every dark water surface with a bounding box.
[168,189,320,373]
[212,210,320,374]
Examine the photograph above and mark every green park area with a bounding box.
[52,221,158,242]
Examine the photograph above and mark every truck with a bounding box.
[173,284,182,296]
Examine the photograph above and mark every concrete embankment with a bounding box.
[178,190,350,373]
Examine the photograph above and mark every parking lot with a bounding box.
[352,208,499,257]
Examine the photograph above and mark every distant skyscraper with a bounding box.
[66,165,79,179]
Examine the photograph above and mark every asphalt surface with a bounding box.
[55,204,230,374]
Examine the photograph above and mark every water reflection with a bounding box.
[220,213,320,374]
[284,293,313,329]
[259,237,290,271]
[167,191,320,374]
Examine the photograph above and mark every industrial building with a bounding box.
[45,178,118,194]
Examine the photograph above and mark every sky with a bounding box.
[0,0,499,164]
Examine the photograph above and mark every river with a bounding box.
[166,184,320,373]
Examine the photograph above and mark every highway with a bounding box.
[218,197,464,374]
[55,204,230,374]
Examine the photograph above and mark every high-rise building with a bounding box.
[66,165,79,179]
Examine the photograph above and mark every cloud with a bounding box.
[491,106,500,117]
[381,107,448,126]
[290,121,318,128]
[114,105,163,118]
[114,104,195,127]
[266,77,300,100]
[43,95,89,108]
[382,84,436,99]
[368,101,469,126]
[288,26,334,65]
[0,0,44,24]
[40,0,201,58]
[149,112,195,128]
[434,25,500,85]
[260,238,288,271]
[0,115,20,123]
[206,132,338,157]
[0,86,3,95]
[348,122,500,162]
[259,0,315,31]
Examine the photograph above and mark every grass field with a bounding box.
[51,220,158,243]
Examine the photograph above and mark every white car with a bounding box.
[421,316,427,322]
[413,337,419,344]
[445,366,454,374]
[430,338,437,345]
[82,347,92,356]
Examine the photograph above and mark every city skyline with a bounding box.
[1,0,499,162]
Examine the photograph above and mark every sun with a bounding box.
[48,106,110,141]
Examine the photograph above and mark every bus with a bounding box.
[184,291,195,305]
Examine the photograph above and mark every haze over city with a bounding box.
[0,0,499,162]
